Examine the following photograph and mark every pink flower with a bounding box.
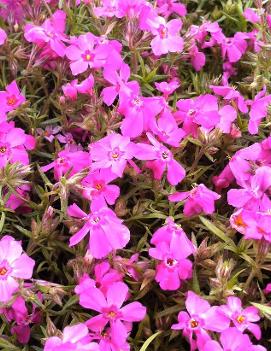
[41,149,90,180]
[247,86,271,134]
[118,81,163,138]
[220,296,261,339]
[217,105,237,133]
[221,33,248,63]
[176,94,220,134]
[0,121,35,168]
[2,295,42,344]
[0,235,35,303]
[135,133,186,186]
[91,133,136,177]
[169,184,221,217]
[62,75,94,100]
[82,169,120,207]
[151,217,195,257]
[244,8,260,24]
[67,203,130,258]
[0,28,7,45]
[149,236,193,290]
[65,33,110,75]
[44,323,99,351]
[79,282,146,339]
[227,166,271,212]
[24,10,67,57]
[203,328,266,351]
[210,85,248,113]
[157,0,187,18]
[150,17,184,56]
[37,126,61,142]
[150,109,185,147]
[155,80,180,99]
[75,261,122,295]
[102,61,132,106]
[172,291,229,351]
[0,81,25,116]
[189,45,206,71]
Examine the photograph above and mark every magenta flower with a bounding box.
[67,203,130,258]
[118,81,163,138]
[247,86,271,134]
[91,133,136,177]
[169,184,220,217]
[135,133,186,186]
[189,44,206,71]
[41,149,90,180]
[150,17,184,56]
[172,291,229,351]
[0,28,7,45]
[0,235,35,303]
[44,323,99,351]
[82,169,120,207]
[0,81,25,115]
[37,126,61,143]
[62,74,94,100]
[220,296,261,339]
[203,328,266,351]
[88,325,130,351]
[24,10,67,57]
[149,237,193,290]
[0,121,35,168]
[79,282,146,338]
[65,33,109,75]
[75,261,122,295]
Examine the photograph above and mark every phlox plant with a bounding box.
[0,0,271,350]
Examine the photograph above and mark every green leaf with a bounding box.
[251,302,271,319]
[199,216,236,248]
[139,331,162,351]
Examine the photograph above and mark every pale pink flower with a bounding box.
[244,8,260,24]
[150,17,184,56]
[44,323,99,351]
[67,203,130,258]
[0,235,35,303]
[24,10,67,57]
[65,33,109,75]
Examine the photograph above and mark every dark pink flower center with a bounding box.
[0,146,7,154]
[0,267,8,276]
[158,25,168,39]
[165,258,177,267]
[131,96,143,108]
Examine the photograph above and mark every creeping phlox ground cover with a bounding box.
[1,0,271,350]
